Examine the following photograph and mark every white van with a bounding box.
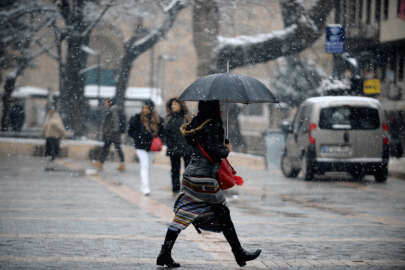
[280,96,390,182]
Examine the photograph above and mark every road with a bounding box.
[0,155,404,269]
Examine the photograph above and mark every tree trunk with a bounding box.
[115,51,134,110]
[1,75,16,131]
[192,0,220,75]
[60,35,90,137]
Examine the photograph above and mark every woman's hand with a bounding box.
[225,142,232,152]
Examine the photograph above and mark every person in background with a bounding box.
[156,100,261,268]
[43,106,66,162]
[128,99,163,196]
[93,98,125,171]
[163,98,192,193]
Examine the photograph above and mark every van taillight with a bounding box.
[308,123,316,144]
[382,123,389,145]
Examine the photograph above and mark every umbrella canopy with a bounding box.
[179,73,278,104]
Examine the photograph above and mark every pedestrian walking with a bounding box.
[156,100,261,268]
[42,107,66,162]
[163,98,192,193]
[93,98,125,171]
[128,99,163,196]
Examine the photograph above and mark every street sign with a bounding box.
[326,24,345,54]
[363,79,381,95]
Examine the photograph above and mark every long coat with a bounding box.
[43,112,66,139]
[163,112,192,157]
[102,105,120,142]
[169,117,230,232]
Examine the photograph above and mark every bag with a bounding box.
[150,136,163,152]
[197,142,244,190]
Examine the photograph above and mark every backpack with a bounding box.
[118,109,127,134]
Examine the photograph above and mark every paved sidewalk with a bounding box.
[1,155,405,269]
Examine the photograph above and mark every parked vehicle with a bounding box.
[280,96,390,182]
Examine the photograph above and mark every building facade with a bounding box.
[336,0,405,109]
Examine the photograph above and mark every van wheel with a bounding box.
[281,153,300,178]
[301,156,314,181]
[374,166,388,183]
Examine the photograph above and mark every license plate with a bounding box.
[321,145,352,156]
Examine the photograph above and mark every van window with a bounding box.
[319,106,380,130]
[293,106,307,133]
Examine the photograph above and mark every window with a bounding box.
[319,107,380,130]
[384,0,389,20]
[293,106,307,134]
[375,0,381,22]
[381,61,387,82]
[359,0,364,21]
[366,0,371,23]
[399,55,404,81]
[351,0,357,25]
[342,0,347,25]
[390,53,398,82]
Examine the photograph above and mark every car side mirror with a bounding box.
[280,120,293,134]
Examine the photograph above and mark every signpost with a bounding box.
[363,79,381,95]
[326,24,345,54]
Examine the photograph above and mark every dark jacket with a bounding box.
[163,112,192,156]
[128,114,163,151]
[102,104,121,142]
[181,118,229,178]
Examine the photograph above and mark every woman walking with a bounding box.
[156,100,261,267]
[128,100,163,196]
[163,98,192,193]
[43,107,66,162]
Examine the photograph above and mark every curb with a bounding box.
[389,171,405,180]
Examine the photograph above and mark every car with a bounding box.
[280,96,390,182]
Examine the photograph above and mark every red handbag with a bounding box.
[197,142,244,190]
[150,136,163,152]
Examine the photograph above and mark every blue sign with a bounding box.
[325,24,345,54]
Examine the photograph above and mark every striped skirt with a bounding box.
[169,175,226,232]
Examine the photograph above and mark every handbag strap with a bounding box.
[196,142,214,163]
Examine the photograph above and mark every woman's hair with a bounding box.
[190,100,222,127]
[166,97,190,119]
[141,99,159,135]
[197,100,221,121]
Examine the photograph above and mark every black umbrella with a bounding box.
[179,72,279,142]
[178,73,278,104]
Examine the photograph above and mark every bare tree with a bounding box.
[53,0,113,137]
[114,0,188,109]
[192,0,335,74]
[0,0,56,131]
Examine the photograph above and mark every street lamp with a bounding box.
[80,45,101,106]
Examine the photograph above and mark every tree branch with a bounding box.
[81,1,114,37]
[215,0,334,72]
[127,0,187,58]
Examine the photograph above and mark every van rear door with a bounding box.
[316,106,383,159]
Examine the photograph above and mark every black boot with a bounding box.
[157,229,181,268]
[218,206,261,267]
